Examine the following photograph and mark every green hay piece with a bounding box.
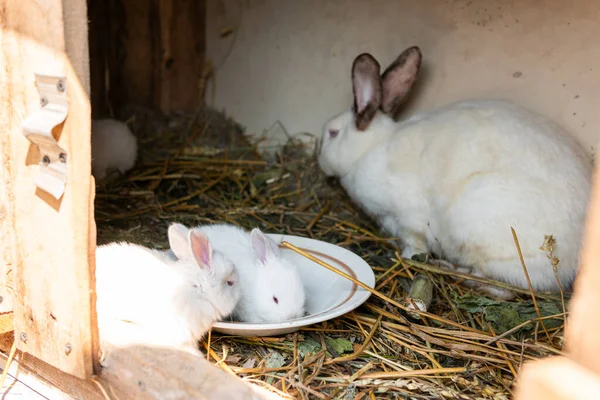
[297,337,321,358]
[455,293,564,334]
[325,337,354,355]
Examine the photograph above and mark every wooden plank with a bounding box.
[0,334,286,400]
[106,0,157,113]
[565,149,600,373]
[0,0,97,379]
[87,179,100,379]
[87,0,109,118]
[0,121,15,315]
[104,0,206,113]
[157,0,206,111]
[514,356,600,400]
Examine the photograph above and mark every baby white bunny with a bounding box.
[318,46,593,299]
[91,118,138,181]
[166,224,306,323]
[95,223,240,354]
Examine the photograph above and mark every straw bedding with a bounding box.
[95,104,568,400]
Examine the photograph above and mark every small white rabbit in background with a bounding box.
[165,224,306,323]
[91,118,138,181]
[95,223,240,355]
[318,46,593,299]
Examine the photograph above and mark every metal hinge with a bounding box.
[21,74,69,200]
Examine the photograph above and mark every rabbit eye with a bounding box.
[226,280,234,286]
[273,296,279,304]
[328,129,339,138]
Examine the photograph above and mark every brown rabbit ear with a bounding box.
[381,46,422,118]
[352,53,382,131]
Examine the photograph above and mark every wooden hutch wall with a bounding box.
[87,0,206,117]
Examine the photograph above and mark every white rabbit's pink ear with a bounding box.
[188,230,212,270]
[381,46,422,118]
[168,223,191,260]
[351,53,382,131]
[250,228,280,265]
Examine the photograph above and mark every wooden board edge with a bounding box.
[514,356,600,400]
[88,178,100,375]
[0,334,286,400]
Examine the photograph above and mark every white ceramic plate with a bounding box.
[211,234,375,337]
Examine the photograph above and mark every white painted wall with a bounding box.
[206,0,600,155]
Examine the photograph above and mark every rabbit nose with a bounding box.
[328,129,339,138]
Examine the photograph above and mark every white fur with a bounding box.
[95,225,240,354]
[319,99,592,295]
[91,118,138,180]
[165,224,306,323]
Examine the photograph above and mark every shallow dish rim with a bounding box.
[212,234,375,335]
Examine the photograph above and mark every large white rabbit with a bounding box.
[318,46,593,299]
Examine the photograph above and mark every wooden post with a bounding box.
[156,0,206,112]
[98,0,206,114]
[87,0,109,118]
[564,158,600,372]
[104,0,157,113]
[0,0,97,379]
[514,145,600,398]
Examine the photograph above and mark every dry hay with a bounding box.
[96,105,569,400]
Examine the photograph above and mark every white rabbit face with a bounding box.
[318,109,392,178]
[200,251,241,317]
[251,258,306,323]
[168,222,242,318]
[318,109,353,177]
[249,229,306,323]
